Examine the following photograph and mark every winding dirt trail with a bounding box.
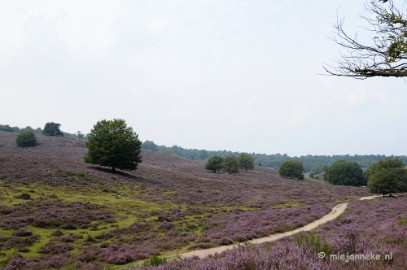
[178,195,380,259]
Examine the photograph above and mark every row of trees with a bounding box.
[205,153,254,174]
[141,141,407,173]
[278,157,407,196]
[322,158,407,196]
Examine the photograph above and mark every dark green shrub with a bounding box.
[279,160,304,179]
[205,156,224,173]
[367,157,407,195]
[326,160,366,186]
[222,156,240,174]
[43,122,63,136]
[16,130,36,147]
[144,254,167,266]
[238,153,255,172]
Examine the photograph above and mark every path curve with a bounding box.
[178,195,381,259]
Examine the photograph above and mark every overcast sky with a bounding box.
[1,0,406,156]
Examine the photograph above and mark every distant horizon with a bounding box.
[2,123,407,158]
[140,139,407,158]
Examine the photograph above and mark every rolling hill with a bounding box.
[0,131,370,269]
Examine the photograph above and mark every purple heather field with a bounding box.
[1,131,405,270]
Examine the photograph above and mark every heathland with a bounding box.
[0,131,405,269]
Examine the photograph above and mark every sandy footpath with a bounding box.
[179,203,348,259]
[178,195,381,259]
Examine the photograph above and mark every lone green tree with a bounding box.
[279,160,304,179]
[222,155,240,174]
[16,130,36,147]
[205,156,224,173]
[367,157,407,196]
[325,160,366,186]
[84,119,142,173]
[43,122,63,136]
[238,153,255,172]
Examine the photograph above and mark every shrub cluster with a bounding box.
[366,157,407,195]
[325,160,366,186]
[205,153,254,174]
[279,160,304,180]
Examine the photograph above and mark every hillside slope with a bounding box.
[0,131,369,269]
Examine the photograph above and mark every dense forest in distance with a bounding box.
[2,124,406,173]
[142,140,407,173]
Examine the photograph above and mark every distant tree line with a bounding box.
[205,153,255,174]
[141,140,407,172]
[1,123,87,141]
[0,124,41,133]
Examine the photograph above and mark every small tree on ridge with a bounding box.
[279,160,304,180]
[238,153,254,172]
[43,122,63,136]
[205,156,224,173]
[223,155,240,174]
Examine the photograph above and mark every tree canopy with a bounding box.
[222,156,240,174]
[325,0,407,78]
[279,160,304,180]
[84,119,142,173]
[238,153,255,172]
[325,160,366,186]
[16,130,36,147]
[43,122,63,136]
[205,156,224,173]
[367,157,407,195]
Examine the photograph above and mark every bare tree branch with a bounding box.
[324,0,407,79]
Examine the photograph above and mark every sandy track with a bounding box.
[178,195,382,259]
[179,202,349,259]
[359,195,382,200]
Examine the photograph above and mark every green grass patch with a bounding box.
[220,205,260,212]
[296,231,330,258]
[397,216,407,225]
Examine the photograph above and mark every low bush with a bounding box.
[12,228,33,237]
[144,254,167,266]
[16,130,36,147]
